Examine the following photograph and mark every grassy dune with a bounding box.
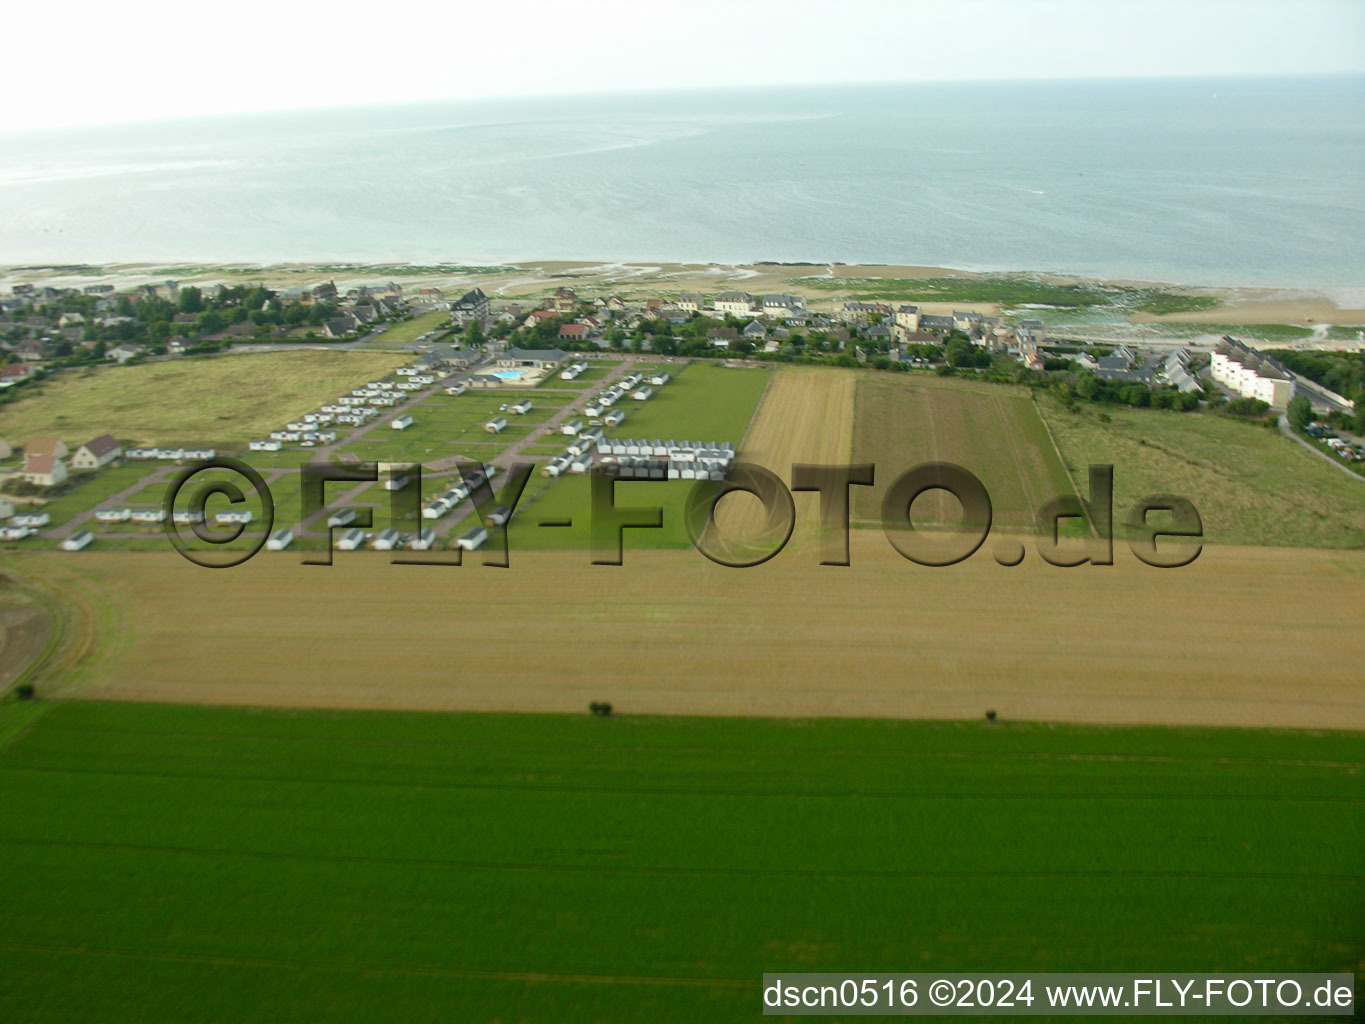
[0,350,408,448]
[0,701,1358,1023]
[1037,397,1365,549]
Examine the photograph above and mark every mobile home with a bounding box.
[62,530,94,551]
[456,526,488,551]
[391,414,414,430]
[485,417,507,434]
[509,399,533,415]
[372,528,401,551]
[266,528,294,550]
[410,528,437,550]
[336,527,365,550]
[560,419,584,435]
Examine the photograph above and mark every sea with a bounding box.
[1,76,1362,289]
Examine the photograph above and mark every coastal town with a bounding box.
[1,273,1361,553]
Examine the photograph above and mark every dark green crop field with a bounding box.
[0,702,1360,1022]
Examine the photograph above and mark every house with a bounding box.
[919,314,954,333]
[266,528,294,551]
[952,311,983,333]
[509,399,533,415]
[0,363,34,384]
[94,508,131,523]
[57,312,85,327]
[840,301,879,322]
[167,336,192,355]
[894,305,921,330]
[485,417,507,433]
[558,323,591,343]
[714,291,756,317]
[26,437,68,461]
[551,287,578,313]
[763,294,806,318]
[707,327,739,349]
[22,453,67,487]
[428,345,481,370]
[742,320,768,340]
[632,385,654,400]
[70,434,122,470]
[391,414,414,430]
[12,512,50,528]
[107,344,143,364]
[324,315,359,339]
[373,528,401,551]
[648,371,670,386]
[498,348,566,371]
[677,293,702,313]
[413,287,445,307]
[561,419,584,435]
[410,528,438,551]
[62,530,94,551]
[451,288,490,326]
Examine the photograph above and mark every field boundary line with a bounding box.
[1031,393,1096,538]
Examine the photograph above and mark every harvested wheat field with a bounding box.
[709,366,856,553]
[12,538,1364,729]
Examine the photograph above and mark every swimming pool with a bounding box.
[491,370,524,380]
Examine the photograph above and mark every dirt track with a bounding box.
[14,537,1364,730]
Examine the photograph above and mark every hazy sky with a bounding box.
[4,0,1363,132]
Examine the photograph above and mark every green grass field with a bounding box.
[0,701,1358,1023]
[0,350,408,449]
[1037,396,1365,548]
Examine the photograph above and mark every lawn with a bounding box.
[1037,396,1365,548]
[0,700,1358,1023]
[0,350,408,449]
[364,309,453,348]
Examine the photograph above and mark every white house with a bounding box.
[130,509,166,524]
[62,530,94,551]
[648,372,670,386]
[12,512,50,528]
[71,434,123,470]
[485,417,507,434]
[94,507,131,524]
[266,528,294,550]
[249,439,284,452]
[328,509,358,528]
[632,385,654,401]
[714,291,756,317]
[392,414,414,430]
[561,419,584,435]
[509,399,533,415]
[373,528,401,550]
[410,528,437,550]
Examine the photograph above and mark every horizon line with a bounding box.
[3,70,1362,138]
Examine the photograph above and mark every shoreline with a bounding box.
[4,259,1364,328]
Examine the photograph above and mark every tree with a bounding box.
[1286,394,1313,432]
[178,286,203,314]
